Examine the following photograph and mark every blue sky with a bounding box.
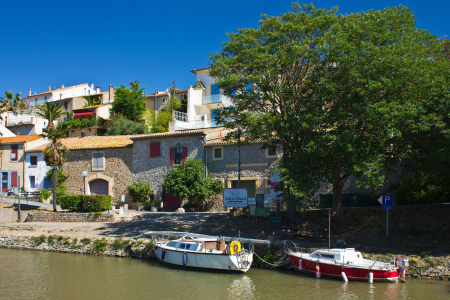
[0,0,447,97]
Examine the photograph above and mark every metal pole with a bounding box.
[386,209,389,236]
[238,127,241,188]
[18,175,21,222]
[329,208,331,249]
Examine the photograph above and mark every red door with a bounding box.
[163,189,181,211]
[2,173,8,193]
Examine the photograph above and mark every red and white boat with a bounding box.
[286,245,407,282]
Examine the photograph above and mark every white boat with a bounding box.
[140,231,270,273]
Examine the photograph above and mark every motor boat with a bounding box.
[140,231,270,273]
[285,243,408,282]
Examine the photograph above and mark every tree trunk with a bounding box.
[52,167,58,212]
[331,164,349,221]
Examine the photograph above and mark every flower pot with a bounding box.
[136,205,144,211]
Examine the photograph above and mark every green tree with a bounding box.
[105,117,149,135]
[41,122,68,212]
[162,159,225,208]
[35,102,64,130]
[210,3,450,220]
[149,91,181,133]
[110,82,146,121]
[0,90,24,112]
[82,95,102,107]
[127,178,152,204]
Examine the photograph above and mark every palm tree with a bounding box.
[35,102,64,130]
[0,90,21,112]
[38,103,66,212]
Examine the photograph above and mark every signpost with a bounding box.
[223,188,248,208]
[378,195,393,236]
[255,207,270,217]
[270,216,282,226]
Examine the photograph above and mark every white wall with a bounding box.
[196,69,216,96]
[97,104,111,119]
[0,124,15,137]
[25,152,50,191]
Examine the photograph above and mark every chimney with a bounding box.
[109,85,114,102]
[48,86,51,92]
[28,88,31,96]
[91,83,94,89]
[96,86,101,94]
[61,84,64,89]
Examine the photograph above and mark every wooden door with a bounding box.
[2,172,8,193]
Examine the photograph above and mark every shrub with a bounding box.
[59,195,112,212]
[111,238,131,250]
[81,238,91,245]
[39,189,52,202]
[31,235,46,246]
[47,235,55,244]
[127,178,152,204]
[57,236,64,242]
[145,241,154,254]
[93,238,108,252]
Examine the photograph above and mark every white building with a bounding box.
[1,111,49,135]
[24,151,51,191]
[169,67,233,131]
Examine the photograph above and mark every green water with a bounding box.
[1,248,449,299]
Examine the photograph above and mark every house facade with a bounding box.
[0,135,47,193]
[24,151,51,191]
[2,111,49,135]
[67,103,112,137]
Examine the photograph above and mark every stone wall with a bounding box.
[132,134,205,200]
[206,143,281,211]
[26,212,114,222]
[63,147,133,206]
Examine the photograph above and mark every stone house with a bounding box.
[28,136,134,207]
[0,135,47,193]
[205,140,282,210]
[130,130,206,209]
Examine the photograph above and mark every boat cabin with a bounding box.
[311,248,364,263]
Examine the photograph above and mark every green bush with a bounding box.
[39,189,52,202]
[127,178,152,204]
[81,238,91,245]
[59,194,112,212]
[31,235,46,247]
[394,173,450,205]
[47,235,55,244]
[93,238,108,252]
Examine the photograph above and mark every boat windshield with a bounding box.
[166,241,199,251]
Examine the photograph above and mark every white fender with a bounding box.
[341,272,348,282]
[316,264,321,278]
[298,259,302,270]
[368,272,373,283]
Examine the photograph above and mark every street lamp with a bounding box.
[81,171,88,195]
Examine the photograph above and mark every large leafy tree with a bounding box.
[105,117,149,135]
[163,159,225,207]
[110,82,146,121]
[210,3,450,220]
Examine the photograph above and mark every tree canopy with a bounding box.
[110,82,146,121]
[149,91,181,133]
[105,117,149,135]
[0,90,26,112]
[210,3,450,220]
[162,159,225,204]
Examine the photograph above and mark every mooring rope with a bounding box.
[253,252,279,267]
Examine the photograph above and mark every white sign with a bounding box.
[270,173,282,200]
[223,188,248,207]
[121,195,125,202]
[264,194,273,207]
[248,197,256,206]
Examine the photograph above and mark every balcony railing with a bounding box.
[172,110,188,122]
[6,114,33,126]
[202,94,227,105]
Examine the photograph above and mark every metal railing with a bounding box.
[172,110,188,122]
[202,94,227,105]
[6,115,33,126]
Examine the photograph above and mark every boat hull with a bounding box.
[154,245,252,273]
[288,253,399,282]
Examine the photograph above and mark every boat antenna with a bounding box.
[328,208,331,250]
[255,231,264,239]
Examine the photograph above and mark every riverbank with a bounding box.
[1,226,449,280]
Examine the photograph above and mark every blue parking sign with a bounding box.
[382,195,392,209]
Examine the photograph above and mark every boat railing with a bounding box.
[283,240,302,255]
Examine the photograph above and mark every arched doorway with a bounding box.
[89,179,109,195]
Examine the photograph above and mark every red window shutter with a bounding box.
[182,147,187,163]
[169,148,174,165]
[11,145,19,161]
[11,172,18,188]
[150,142,160,157]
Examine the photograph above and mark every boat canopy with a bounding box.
[139,231,271,245]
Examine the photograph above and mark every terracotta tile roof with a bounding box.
[27,136,133,152]
[130,129,208,140]
[191,67,210,73]
[25,83,90,98]
[0,134,42,144]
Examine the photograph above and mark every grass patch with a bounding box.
[93,238,108,252]
[31,235,46,247]
[80,238,91,245]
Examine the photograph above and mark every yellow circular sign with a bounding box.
[230,241,241,255]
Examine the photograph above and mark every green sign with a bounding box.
[270,216,282,226]
[255,207,270,217]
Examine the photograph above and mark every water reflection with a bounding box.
[1,248,449,300]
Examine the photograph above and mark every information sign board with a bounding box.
[270,216,282,226]
[223,188,248,207]
[248,197,256,206]
[264,194,273,207]
[377,195,393,209]
[255,207,270,217]
[270,173,282,200]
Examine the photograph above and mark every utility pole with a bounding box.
[238,127,241,188]
[18,175,21,222]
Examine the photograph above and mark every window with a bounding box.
[44,96,47,102]
[211,84,220,95]
[92,151,105,171]
[81,131,86,137]
[212,146,223,161]
[64,101,68,110]
[266,146,278,158]
[10,171,18,188]
[170,147,187,165]
[246,82,253,95]
[150,142,161,157]
[10,145,19,162]
[30,156,38,166]
[29,176,36,189]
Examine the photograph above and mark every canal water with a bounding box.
[1,248,449,300]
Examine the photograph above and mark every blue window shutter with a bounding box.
[93,153,98,169]
[97,153,104,168]
[211,84,220,95]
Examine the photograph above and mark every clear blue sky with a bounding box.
[0,0,447,97]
